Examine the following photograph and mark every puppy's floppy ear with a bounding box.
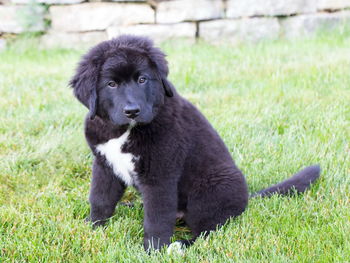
[161,78,174,97]
[144,41,175,98]
[69,44,106,120]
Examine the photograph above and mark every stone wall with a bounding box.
[1,0,350,48]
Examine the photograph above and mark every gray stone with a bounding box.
[11,0,84,4]
[226,0,316,18]
[40,31,108,48]
[0,3,46,33]
[156,0,224,23]
[50,3,154,32]
[317,0,350,10]
[107,22,196,43]
[200,18,281,43]
[281,11,350,38]
[0,6,23,33]
[17,1,47,32]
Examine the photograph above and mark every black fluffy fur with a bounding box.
[70,35,321,251]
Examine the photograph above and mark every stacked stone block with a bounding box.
[0,0,350,48]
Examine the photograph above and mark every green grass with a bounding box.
[0,32,349,262]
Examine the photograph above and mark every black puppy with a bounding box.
[70,35,320,251]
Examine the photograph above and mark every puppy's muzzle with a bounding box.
[123,104,140,119]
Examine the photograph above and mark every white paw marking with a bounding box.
[96,129,137,186]
[167,242,185,256]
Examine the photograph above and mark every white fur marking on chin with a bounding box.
[129,120,137,128]
[167,242,185,256]
[96,129,136,186]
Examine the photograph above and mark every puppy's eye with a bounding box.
[138,76,147,84]
[108,81,117,88]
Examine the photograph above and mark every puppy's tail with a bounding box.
[250,165,321,198]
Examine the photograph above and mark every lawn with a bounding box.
[0,33,349,262]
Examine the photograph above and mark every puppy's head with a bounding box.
[69,35,174,126]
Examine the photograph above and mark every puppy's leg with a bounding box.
[140,180,177,251]
[185,177,248,241]
[88,158,126,227]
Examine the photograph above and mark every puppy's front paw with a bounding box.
[85,216,107,228]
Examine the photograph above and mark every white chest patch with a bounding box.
[96,129,137,186]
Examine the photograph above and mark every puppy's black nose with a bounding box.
[123,105,140,119]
